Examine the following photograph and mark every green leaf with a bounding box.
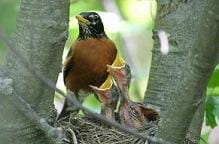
[208,67,219,89]
[83,94,101,113]
[199,132,209,144]
[207,87,219,97]
[207,65,219,96]
[205,97,219,128]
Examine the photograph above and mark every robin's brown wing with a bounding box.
[63,48,73,84]
[64,38,117,92]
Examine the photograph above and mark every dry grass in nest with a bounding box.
[58,113,159,144]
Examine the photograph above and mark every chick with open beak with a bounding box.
[89,75,119,120]
[107,56,159,128]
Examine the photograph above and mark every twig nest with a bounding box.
[58,113,159,144]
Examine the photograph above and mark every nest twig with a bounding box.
[57,113,159,144]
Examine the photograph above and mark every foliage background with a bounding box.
[0,0,218,143]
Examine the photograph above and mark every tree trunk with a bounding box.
[0,0,69,144]
[144,0,219,143]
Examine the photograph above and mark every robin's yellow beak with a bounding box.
[75,15,91,26]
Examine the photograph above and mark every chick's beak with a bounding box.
[107,64,131,101]
[75,15,91,26]
[89,85,110,104]
[107,65,124,83]
[89,75,113,104]
[107,53,126,84]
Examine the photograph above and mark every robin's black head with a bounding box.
[76,12,107,40]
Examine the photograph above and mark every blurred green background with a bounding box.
[0,0,219,143]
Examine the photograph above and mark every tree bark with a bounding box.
[0,0,69,144]
[144,0,219,143]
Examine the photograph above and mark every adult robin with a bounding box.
[107,61,159,128]
[58,12,118,119]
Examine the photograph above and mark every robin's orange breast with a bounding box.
[64,38,117,92]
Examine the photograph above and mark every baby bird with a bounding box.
[89,75,119,120]
[107,60,159,128]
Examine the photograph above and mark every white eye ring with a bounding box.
[89,14,98,21]
[89,15,94,19]
[94,15,98,20]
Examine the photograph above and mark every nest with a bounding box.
[58,113,159,144]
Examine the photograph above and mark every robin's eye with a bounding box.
[94,15,98,20]
[89,14,98,21]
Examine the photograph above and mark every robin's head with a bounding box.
[76,12,107,39]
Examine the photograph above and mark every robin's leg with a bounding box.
[57,92,80,120]
[76,91,85,104]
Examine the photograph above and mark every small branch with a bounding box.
[0,29,172,144]
[14,94,67,144]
